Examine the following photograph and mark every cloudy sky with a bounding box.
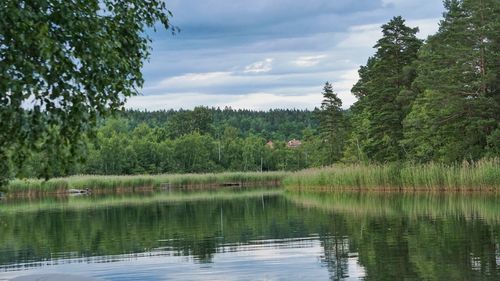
[125,0,445,111]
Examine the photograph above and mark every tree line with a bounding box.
[14,108,328,177]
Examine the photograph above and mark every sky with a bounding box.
[125,0,445,111]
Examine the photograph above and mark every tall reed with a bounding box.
[283,158,499,191]
[3,171,287,196]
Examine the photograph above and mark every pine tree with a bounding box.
[402,0,500,162]
[317,82,345,163]
[345,16,423,162]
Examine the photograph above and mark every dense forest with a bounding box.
[10,0,500,178]
[15,108,324,177]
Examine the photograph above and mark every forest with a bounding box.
[15,108,320,177]
[8,0,500,179]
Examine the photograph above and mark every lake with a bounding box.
[1,188,499,280]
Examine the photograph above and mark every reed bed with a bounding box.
[3,159,498,195]
[3,171,287,196]
[283,158,500,191]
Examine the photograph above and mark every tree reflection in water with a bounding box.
[0,190,499,280]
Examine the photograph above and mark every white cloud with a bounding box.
[407,18,441,39]
[292,55,327,67]
[243,58,274,73]
[147,71,261,92]
[336,17,440,49]
[381,0,403,7]
[149,70,326,92]
[125,91,323,111]
[222,92,323,110]
[137,66,360,110]
[336,23,381,49]
[126,92,228,110]
[136,0,445,112]
[135,16,440,112]
[156,72,233,88]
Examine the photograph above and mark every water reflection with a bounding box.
[0,190,499,280]
[291,191,500,281]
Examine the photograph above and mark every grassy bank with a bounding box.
[283,158,499,191]
[2,171,287,196]
[3,159,499,196]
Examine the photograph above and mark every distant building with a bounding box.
[287,139,302,148]
[265,140,274,149]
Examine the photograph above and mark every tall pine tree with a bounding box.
[317,82,345,164]
[345,16,423,162]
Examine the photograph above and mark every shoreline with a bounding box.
[2,159,499,198]
[1,172,285,198]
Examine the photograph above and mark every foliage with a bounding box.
[402,0,500,162]
[10,108,319,177]
[343,1,499,164]
[0,0,174,185]
[344,16,422,162]
[316,82,346,164]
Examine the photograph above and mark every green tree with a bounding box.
[157,140,175,173]
[0,0,174,184]
[317,82,345,164]
[346,16,422,162]
[402,0,500,162]
[166,107,214,138]
[220,126,243,170]
[98,134,130,174]
[242,135,265,171]
[173,132,217,173]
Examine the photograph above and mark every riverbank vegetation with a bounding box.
[2,172,286,196]
[340,1,499,164]
[283,159,499,191]
[4,158,498,196]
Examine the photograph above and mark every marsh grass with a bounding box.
[4,159,498,195]
[283,158,499,191]
[4,171,287,196]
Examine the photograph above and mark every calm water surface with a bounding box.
[0,189,499,280]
